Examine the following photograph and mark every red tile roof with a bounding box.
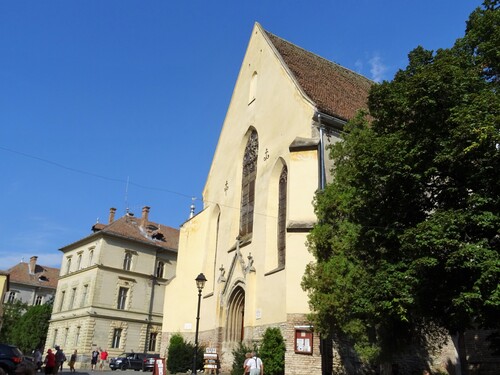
[5,261,59,289]
[91,214,179,251]
[264,28,373,121]
[60,211,179,252]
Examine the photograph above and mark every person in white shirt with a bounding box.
[244,352,263,375]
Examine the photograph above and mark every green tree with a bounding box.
[0,301,52,354]
[259,328,285,375]
[11,303,53,353]
[302,1,499,372]
[166,333,204,374]
[0,300,28,344]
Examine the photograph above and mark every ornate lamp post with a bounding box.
[192,273,207,374]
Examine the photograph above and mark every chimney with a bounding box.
[29,256,38,275]
[141,206,150,227]
[109,207,117,223]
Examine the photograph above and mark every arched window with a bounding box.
[240,130,258,237]
[277,165,287,267]
[123,252,132,271]
[156,261,164,278]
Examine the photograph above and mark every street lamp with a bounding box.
[193,273,207,374]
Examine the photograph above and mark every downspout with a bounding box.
[318,113,326,190]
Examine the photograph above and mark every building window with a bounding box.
[277,165,287,267]
[75,327,80,346]
[156,261,164,278]
[88,249,94,267]
[117,287,128,310]
[69,288,76,309]
[123,252,132,271]
[66,257,72,274]
[77,253,82,270]
[81,285,88,307]
[64,328,69,347]
[53,329,58,347]
[59,291,66,311]
[240,130,258,237]
[7,291,16,303]
[35,295,43,305]
[148,333,158,352]
[112,329,122,348]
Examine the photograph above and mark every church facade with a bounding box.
[160,23,372,374]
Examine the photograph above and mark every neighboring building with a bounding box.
[160,23,373,374]
[0,271,9,332]
[46,206,179,369]
[2,256,59,306]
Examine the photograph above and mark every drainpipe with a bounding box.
[144,273,157,353]
[318,113,326,190]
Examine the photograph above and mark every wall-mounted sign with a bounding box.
[294,328,313,354]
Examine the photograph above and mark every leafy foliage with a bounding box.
[303,0,499,366]
[259,328,285,375]
[0,300,52,354]
[0,300,28,344]
[166,333,204,374]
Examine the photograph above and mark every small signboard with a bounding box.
[294,328,313,354]
[153,358,166,375]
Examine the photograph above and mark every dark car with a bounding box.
[141,354,160,372]
[0,344,24,375]
[109,353,146,371]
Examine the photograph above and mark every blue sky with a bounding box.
[0,1,480,269]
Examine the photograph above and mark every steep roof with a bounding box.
[5,261,59,289]
[264,27,373,121]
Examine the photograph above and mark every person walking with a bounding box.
[244,352,263,375]
[99,349,108,371]
[90,349,99,371]
[68,350,77,373]
[43,349,56,375]
[34,349,43,372]
[54,347,65,374]
[243,353,252,375]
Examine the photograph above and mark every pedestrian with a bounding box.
[44,349,56,375]
[244,352,263,375]
[54,347,65,373]
[91,349,99,371]
[243,353,252,375]
[68,350,77,373]
[34,349,43,372]
[99,349,108,371]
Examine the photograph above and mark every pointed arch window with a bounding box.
[277,165,287,267]
[240,130,258,237]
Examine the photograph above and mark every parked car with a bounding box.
[141,354,160,372]
[0,344,24,375]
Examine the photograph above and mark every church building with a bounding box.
[160,23,372,374]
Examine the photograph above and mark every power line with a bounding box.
[0,145,194,199]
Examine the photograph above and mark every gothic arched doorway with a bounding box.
[226,285,245,342]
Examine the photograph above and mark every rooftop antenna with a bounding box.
[125,176,130,215]
[189,197,196,218]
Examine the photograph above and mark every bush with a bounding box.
[230,342,258,375]
[166,333,204,374]
[259,327,285,375]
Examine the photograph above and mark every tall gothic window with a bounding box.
[278,166,287,267]
[240,130,258,237]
